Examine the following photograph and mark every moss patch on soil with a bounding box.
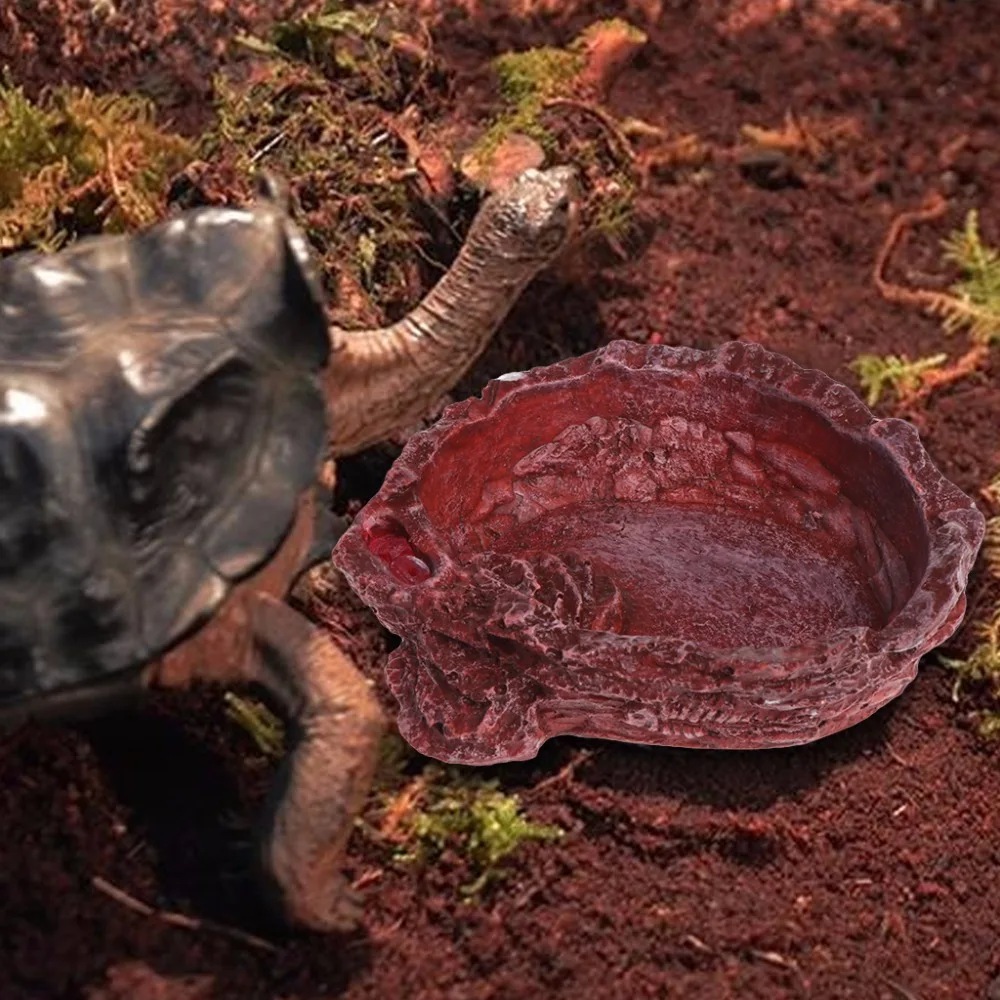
[392,769,564,899]
[0,78,191,251]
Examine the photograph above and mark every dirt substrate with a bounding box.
[2,2,1000,998]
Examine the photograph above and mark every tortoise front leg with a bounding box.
[243,591,386,933]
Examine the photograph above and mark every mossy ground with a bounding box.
[393,769,564,899]
[0,2,450,320]
[0,78,191,251]
[851,207,1000,734]
[195,57,430,320]
[0,5,654,301]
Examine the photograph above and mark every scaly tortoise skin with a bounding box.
[0,166,578,931]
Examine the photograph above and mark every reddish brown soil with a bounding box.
[2,2,1000,999]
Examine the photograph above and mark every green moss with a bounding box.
[221,695,563,899]
[494,46,582,108]
[848,352,948,407]
[397,769,564,898]
[268,3,391,100]
[935,209,1000,344]
[0,75,191,252]
[466,21,647,246]
[471,44,583,163]
[270,3,382,59]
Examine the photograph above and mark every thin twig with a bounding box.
[91,875,280,953]
[379,772,432,841]
[533,749,595,793]
[680,933,714,953]
[884,742,913,768]
[249,130,287,165]
[749,948,798,970]
[543,97,636,170]
[351,868,384,892]
[881,976,923,1000]
[103,140,147,230]
[896,343,990,412]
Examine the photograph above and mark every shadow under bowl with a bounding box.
[333,340,985,765]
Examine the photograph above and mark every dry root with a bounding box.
[740,110,862,161]
[895,344,990,414]
[873,192,952,310]
[873,192,994,412]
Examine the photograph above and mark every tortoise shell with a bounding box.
[0,185,330,704]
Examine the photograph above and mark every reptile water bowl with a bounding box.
[333,340,985,764]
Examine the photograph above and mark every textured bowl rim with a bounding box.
[336,339,986,668]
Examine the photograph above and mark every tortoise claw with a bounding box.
[265,870,365,934]
[315,876,366,934]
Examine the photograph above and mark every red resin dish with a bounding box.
[332,340,985,765]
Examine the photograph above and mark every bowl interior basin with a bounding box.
[490,501,883,647]
[415,359,928,649]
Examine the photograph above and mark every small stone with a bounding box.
[461,133,546,193]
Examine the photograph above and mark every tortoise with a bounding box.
[0,165,578,932]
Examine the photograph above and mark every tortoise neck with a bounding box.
[390,231,542,361]
[324,231,552,458]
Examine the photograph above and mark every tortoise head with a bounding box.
[467,165,580,265]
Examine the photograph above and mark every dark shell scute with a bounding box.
[0,242,131,367]
[128,207,330,372]
[136,545,229,654]
[203,378,325,580]
[0,193,331,700]
[0,424,52,572]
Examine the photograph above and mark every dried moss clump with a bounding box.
[278,2,435,109]
[197,58,425,319]
[0,78,191,253]
[239,1,439,112]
